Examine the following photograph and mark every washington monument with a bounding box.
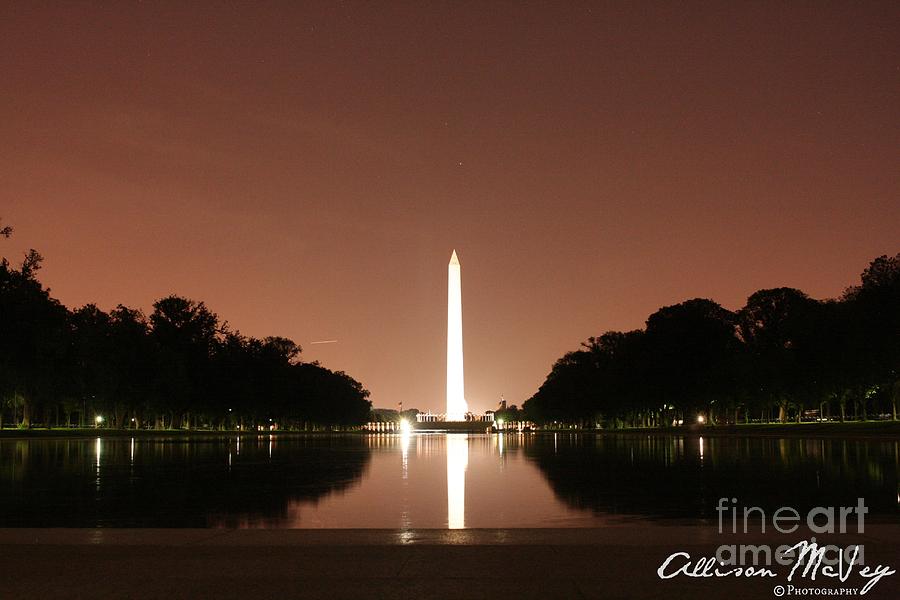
[446,250,468,420]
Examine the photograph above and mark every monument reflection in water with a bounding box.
[396,431,468,528]
[446,434,468,529]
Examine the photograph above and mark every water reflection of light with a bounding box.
[447,434,468,529]
[236,436,241,455]
[129,437,135,464]
[400,429,411,479]
[95,437,102,492]
[498,432,504,457]
[399,430,413,529]
[268,436,273,459]
[699,436,704,461]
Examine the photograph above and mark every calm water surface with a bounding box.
[1,433,899,528]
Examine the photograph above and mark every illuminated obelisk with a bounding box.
[446,250,468,421]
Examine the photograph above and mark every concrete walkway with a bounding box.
[4,526,900,599]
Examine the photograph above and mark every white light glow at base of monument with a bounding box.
[446,249,468,421]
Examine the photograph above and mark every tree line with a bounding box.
[0,218,371,430]
[524,253,900,427]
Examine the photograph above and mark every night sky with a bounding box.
[2,2,898,413]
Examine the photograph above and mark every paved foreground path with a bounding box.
[4,526,900,599]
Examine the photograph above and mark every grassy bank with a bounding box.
[598,420,900,439]
[3,420,900,440]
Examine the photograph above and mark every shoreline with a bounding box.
[2,420,900,439]
[0,428,366,439]
[596,421,900,439]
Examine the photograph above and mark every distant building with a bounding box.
[415,411,494,423]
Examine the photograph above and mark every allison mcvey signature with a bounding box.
[657,540,895,595]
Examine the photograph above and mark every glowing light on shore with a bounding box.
[400,426,411,479]
[447,434,468,529]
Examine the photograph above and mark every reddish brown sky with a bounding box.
[2,2,898,412]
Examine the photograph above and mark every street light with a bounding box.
[95,415,104,428]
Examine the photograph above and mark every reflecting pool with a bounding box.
[0,433,898,527]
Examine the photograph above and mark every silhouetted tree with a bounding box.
[642,299,742,424]
[737,288,819,422]
[150,296,220,429]
[0,252,69,426]
[526,252,898,428]
[842,254,900,420]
